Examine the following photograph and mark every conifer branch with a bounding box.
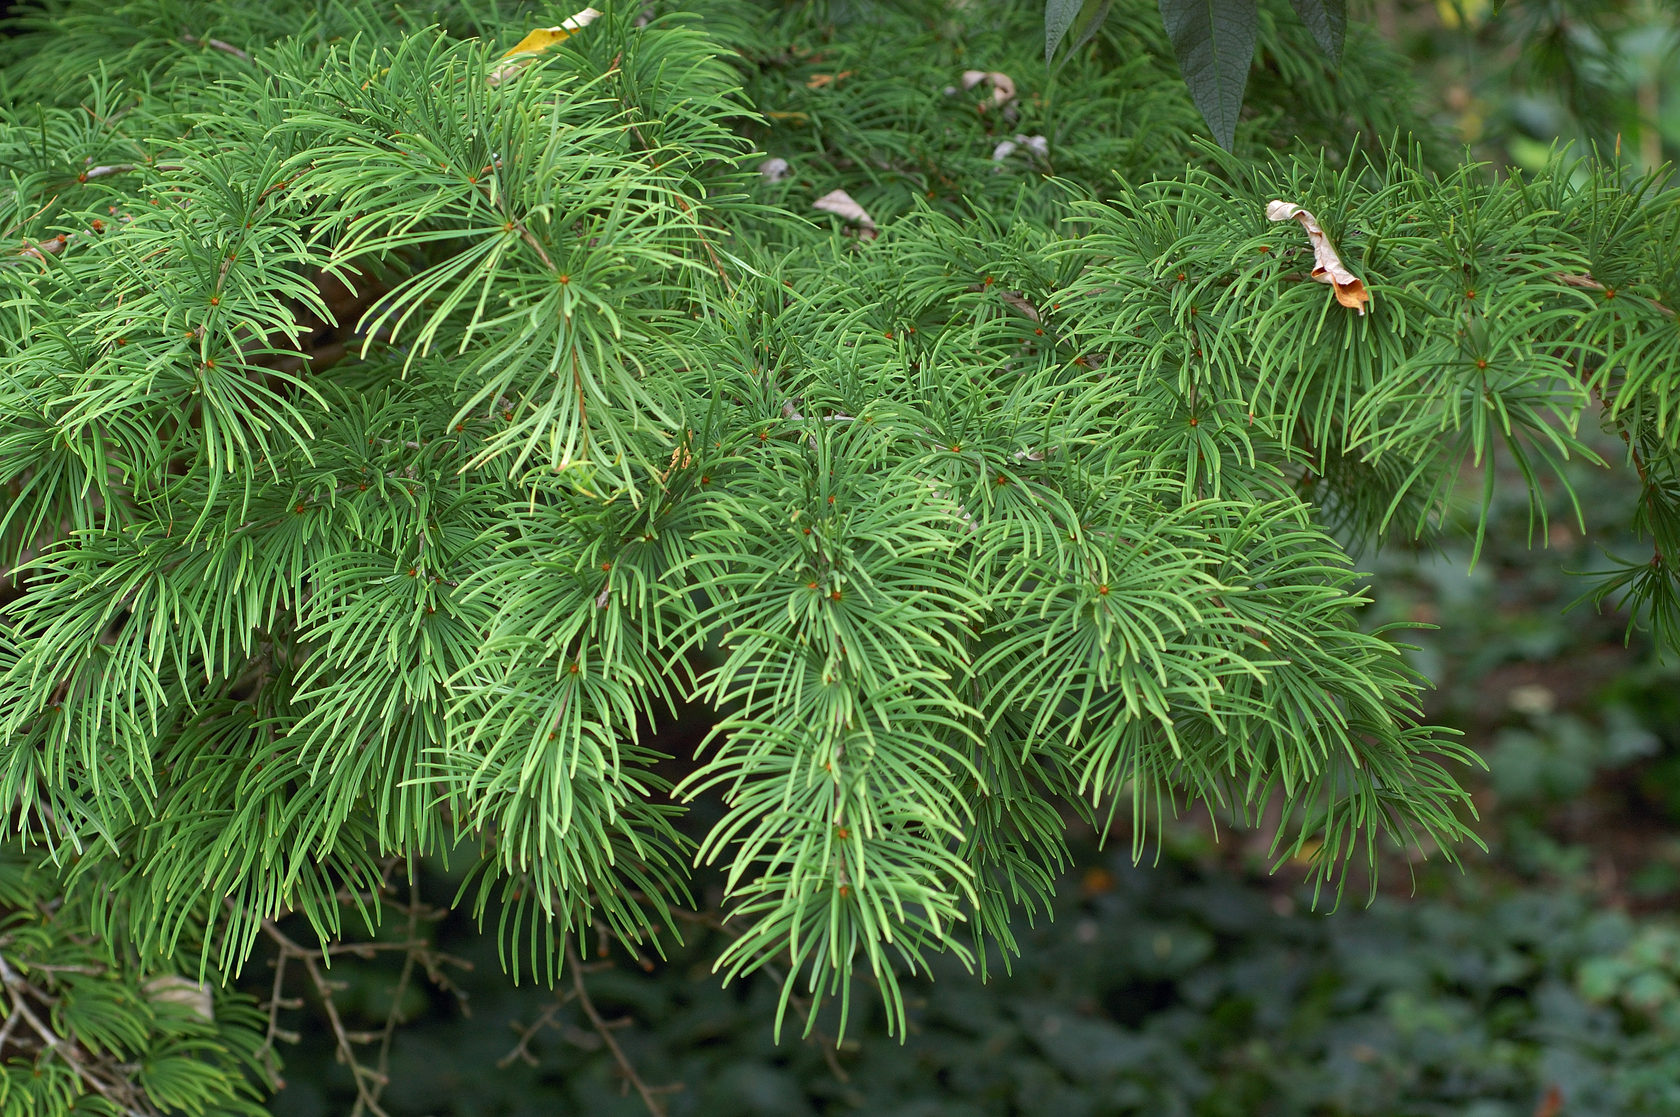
[0,953,160,1116]
[1555,271,1675,316]
[2,1,1679,1102]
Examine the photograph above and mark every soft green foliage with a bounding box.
[0,0,1677,1110]
[0,852,269,1114]
[263,465,1680,1115]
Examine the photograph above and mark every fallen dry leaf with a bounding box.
[489,7,600,84]
[992,133,1048,161]
[501,8,601,57]
[144,975,215,1022]
[961,69,1016,110]
[759,157,791,182]
[1266,199,1370,315]
[813,189,877,240]
[805,71,853,89]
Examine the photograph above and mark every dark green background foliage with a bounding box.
[267,460,1680,1117]
[267,853,1680,1117]
[0,0,1677,1113]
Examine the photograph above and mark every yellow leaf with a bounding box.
[501,8,602,59]
[1435,0,1491,29]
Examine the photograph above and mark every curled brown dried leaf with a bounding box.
[1266,199,1370,315]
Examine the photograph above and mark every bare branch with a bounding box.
[564,942,678,1117]
[0,952,161,1116]
[180,33,252,62]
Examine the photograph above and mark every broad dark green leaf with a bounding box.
[1069,0,1113,63]
[1045,0,1084,64]
[1157,0,1259,150]
[1289,0,1346,67]
[1045,0,1112,66]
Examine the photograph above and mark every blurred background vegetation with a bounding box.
[245,1,1680,1113]
[1383,0,1677,179]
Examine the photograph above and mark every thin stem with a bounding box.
[368,871,425,1109]
[180,33,252,62]
[564,942,672,1117]
[258,917,389,1117]
[497,993,571,1068]
[0,952,160,1116]
[303,954,391,1117]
